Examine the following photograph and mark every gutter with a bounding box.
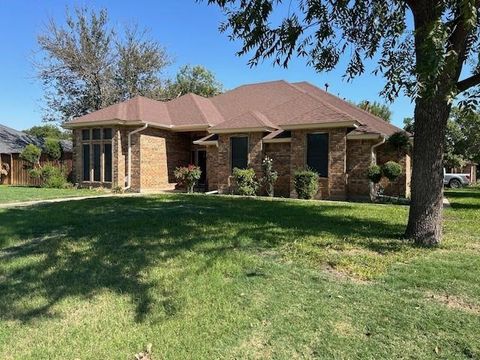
[125,123,149,191]
[371,136,386,165]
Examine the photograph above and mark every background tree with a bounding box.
[358,100,392,122]
[161,65,223,100]
[403,117,415,133]
[449,107,480,164]
[204,0,480,245]
[36,7,170,123]
[114,25,171,101]
[23,124,71,140]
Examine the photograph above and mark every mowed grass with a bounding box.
[0,189,479,359]
[0,185,102,204]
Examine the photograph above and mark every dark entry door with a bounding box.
[197,150,207,185]
[192,150,207,186]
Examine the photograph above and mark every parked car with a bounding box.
[444,169,471,188]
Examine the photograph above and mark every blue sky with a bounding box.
[0,0,414,130]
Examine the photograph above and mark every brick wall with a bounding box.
[377,144,411,198]
[290,128,347,200]
[206,145,218,191]
[346,139,375,200]
[216,132,264,193]
[264,142,291,197]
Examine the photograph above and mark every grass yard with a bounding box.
[0,189,479,359]
[0,185,102,204]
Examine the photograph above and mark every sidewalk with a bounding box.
[0,192,147,209]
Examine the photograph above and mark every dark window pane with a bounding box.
[93,144,101,181]
[307,133,329,177]
[92,128,101,140]
[82,144,90,181]
[104,143,112,182]
[103,128,113,140]
[231,137,248,170]
[82,129,90,140]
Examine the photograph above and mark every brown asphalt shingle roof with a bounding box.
[67,80,403,136]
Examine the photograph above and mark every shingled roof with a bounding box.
[66,80,403,137]
[0,124,72,154]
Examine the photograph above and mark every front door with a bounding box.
[192,150,207,187]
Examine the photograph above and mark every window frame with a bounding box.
[305,132,329,178]
[230,135,249,172]
[81,127,113,183]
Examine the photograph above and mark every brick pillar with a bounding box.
[328,128,347,200]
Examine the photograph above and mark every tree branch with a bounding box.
[456,73,480,92]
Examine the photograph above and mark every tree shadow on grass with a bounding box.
[0,194,409,323]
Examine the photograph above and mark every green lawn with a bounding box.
[0,189,479,359]
[0,185,103,204]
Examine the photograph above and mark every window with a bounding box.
[103,128,113,140]
[81,128,113,182]
[104,143,112,182]
[82,129,90,141]
[93,144,101,181]
[306,133,329,177]
[92,128,101,140]
[82,144,90,181]
[231,136,248,170]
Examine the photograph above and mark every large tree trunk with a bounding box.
[405,97,451,245]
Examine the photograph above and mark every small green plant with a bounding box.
[232,168,258,196]
[293,169,319,199]
[261,156,278,197]
[20,144,42,167]
[174,165,202,193]
[382,161,402,182]
[29,164,68,188]
[44,138,62,160]
[367,164,383,184]
[112,186,124,194]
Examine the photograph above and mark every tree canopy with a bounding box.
[358,100,392,122]
[36,7,170,123]
[23,124,71,140]
[161,65,223,100]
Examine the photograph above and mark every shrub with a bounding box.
[367,164,383,183]
[232,168,258,196]
[261,156,278,197]
[44,138,62,160]
[20,144,41,166]
[174,164,202,193]
[387,131,411,154]
[1,162,10,183]
[293,169,319,199]
[30,164,68,188]
[382,161,402,182]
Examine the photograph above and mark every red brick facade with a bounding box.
[73,126,410,200]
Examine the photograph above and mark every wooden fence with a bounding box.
[0,153,73,187]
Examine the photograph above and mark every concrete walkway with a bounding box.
[0,192,149,209]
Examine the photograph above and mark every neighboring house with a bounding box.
[0,124,72,186]
[65,80,410,200]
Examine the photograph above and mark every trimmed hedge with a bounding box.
[293,169,319,199]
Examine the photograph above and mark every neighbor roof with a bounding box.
[0,124,43,154]
[66,80,403,136]
[0,124,72,154]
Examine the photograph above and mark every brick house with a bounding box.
[64,80,410,200]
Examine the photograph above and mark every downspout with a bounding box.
[370,136,386,200]
[125,123,149,191]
